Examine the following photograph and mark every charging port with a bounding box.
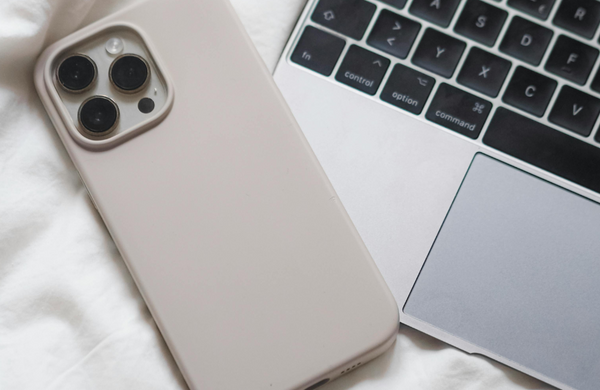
[305,378,330,390]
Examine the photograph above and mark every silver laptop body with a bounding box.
[274,1,600,389]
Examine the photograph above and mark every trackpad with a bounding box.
[404,154,600,390]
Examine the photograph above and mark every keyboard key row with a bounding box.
[419,76,600,141]
[312,0,600,55]
[310,0,600,85]
[296,30,600,140]
[413,0,600,43]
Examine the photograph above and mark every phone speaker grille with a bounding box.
[340,362,362,375]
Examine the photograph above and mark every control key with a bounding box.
[336,45,390,95]
[426,83,492,139]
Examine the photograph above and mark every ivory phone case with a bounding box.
[34,0,399,389]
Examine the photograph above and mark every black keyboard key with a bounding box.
[312,0,376,40]
[484,107,600,194]
[454,0,508,47]
[548,86,600,136]
[457,47,512,97]
[409,0,461,27]
[553,0,600,39]
[591,67,600,93]
[367,10,421,59]
[545,35,599,85]
[426,83,492,139]
[379,0,407,9]
[412,29,466,78]
[499,16,553,65]
[380,64,435,114]
[507,0,555,20]
[291,26,346,76]
[336,45,390,95]
[502,66,557,117]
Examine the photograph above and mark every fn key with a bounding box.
[291,26,346,76]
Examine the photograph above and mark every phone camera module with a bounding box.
[57,54,97,92]
[109,54,150,93]
[78,96,119,135]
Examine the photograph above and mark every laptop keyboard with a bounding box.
[289,0,600,194]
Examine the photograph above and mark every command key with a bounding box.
[426,83,492,139]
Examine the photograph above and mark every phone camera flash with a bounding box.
[105,38,124,55]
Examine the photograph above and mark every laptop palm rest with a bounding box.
[404,154,600,390]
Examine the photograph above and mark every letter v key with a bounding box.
[573,104,584,116]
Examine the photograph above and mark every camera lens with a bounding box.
[78,96,119,135]
[57,54,97,92]
[109,54,150,93]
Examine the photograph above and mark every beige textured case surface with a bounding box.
[34,0,399,389]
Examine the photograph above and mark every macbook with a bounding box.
[274,0,600,389]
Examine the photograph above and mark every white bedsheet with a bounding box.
[0,0,550,389]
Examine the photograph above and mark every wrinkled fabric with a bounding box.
[0,0,550,389]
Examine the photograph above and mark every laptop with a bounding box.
[273,0,600,389]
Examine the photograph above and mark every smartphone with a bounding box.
[34,0,398,389]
